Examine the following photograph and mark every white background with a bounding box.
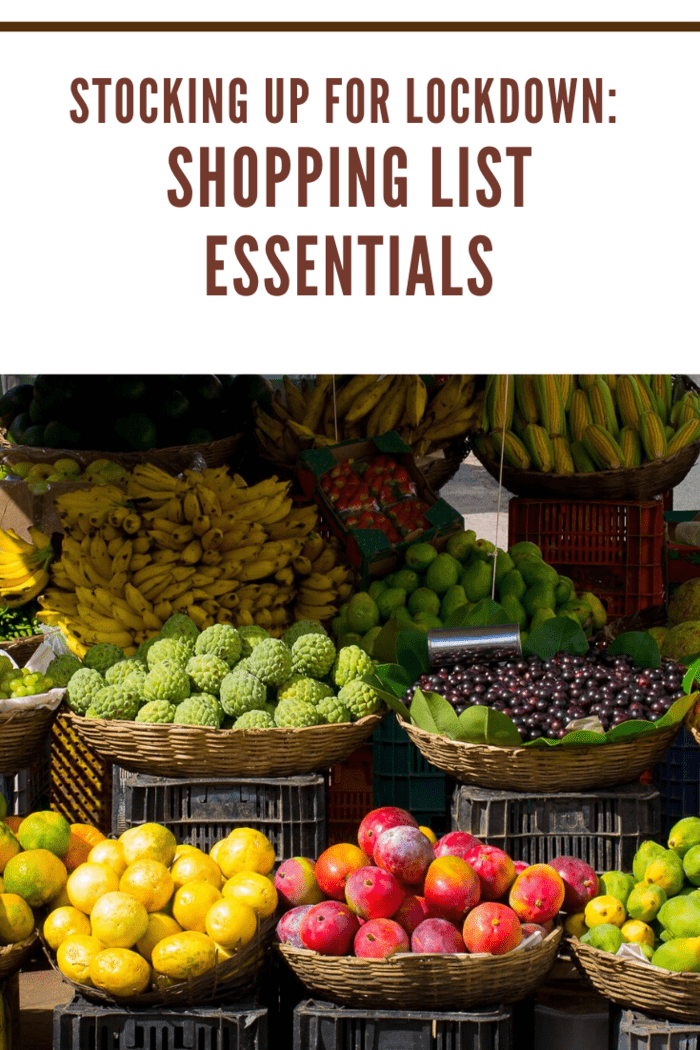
[1,27,698,373]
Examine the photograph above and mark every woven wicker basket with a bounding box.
[60,711,384,778]
[0,432,243,472]
[0,704,63,776]
[569,937,700,1023]
[277,925,562,1011]
[0,634,44,667]
[396,714,681,792]
[42,915,274,1008]
[415,434,470,494]
[0,933,39,981]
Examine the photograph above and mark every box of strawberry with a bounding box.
[298,432,463,582]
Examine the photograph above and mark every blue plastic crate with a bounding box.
[372,712,449,832]
[653,726,700,839]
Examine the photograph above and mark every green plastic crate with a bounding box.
[372,713,449,834]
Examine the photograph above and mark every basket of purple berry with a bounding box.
[376,627,694,793]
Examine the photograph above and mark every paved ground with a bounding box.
[19,968,71,1050]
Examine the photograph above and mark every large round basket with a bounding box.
[0,634,44,667]
[277,925,562,1011]
[569,937,700,1023]
[0,432,243,472]
[0,934,39,981]
[415,434,470,494]
[395,714,681,792]
[42,915,275,1008]
[0,705,63,776]
[59,711,384,778]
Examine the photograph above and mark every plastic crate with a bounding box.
[451,783,661,871]
[294,999,513,1050]
[0,737,51,815]
[613,1007,700,1049]
[54,993,267,1050]
[653,725,700,840]
[112,769,327,861]
[373,712,450,834]
[507,498,666,618]
[327,745,373,845]
[51,713,113,833]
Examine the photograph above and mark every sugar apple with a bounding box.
[186,654,229,694]
[219,669,267,719]
[195,624,243,666]
[246,639,293,687]
[47,654,82,688]
[135,700,176,724]
[234,709,276,729]
[331,645,374,688]
[91,683,141,721]
[274,699,324,728]
[290,634,336,678]
[84,706,100,719]
[316,696,352,724]
[173,697,220,727]
[337,679,382,719]
[65,668,105,715]
[160,613,200,645]
[82,643,124,674]
[134,635,161,663]
[277,676,334,706]
[238,625,270,658]
[105,657,147,686]
[142,659,191,704]
[283,619,328,648]
[191,692,224,723]
[146,638,194,669]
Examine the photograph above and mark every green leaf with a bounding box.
[408,689,440,733]
[608,632,661,669]
[522,618,588,660]
[462,599,511,628]
[372,619,423,665]
[395,631,430,683]
[683,657,700,695]
[443,605,473,629]
[363,670,411,721]
[655,692,696,727]
[604,720,657,741]
[374,663,414,696]
[426,692,459,737]
[453,705,523,746]
[559,729,608,746]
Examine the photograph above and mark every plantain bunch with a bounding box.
[37,462,322,656]
[478,374,700,475]
[254,374,483,466]
[291,531,356,624]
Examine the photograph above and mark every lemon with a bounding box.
[621,919,655,948]
[89,947,151,997]
[564,912,588,938]
[57,934,105,985]
[583,895,626,929]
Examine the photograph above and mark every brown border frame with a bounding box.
[0,21,699,31]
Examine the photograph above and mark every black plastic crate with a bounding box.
[653,726,700,840]
[112,768,327,862]
[452,782,661,871]
[373,712,449,832]
[54,994,267,1050]
[613,1007,700,1049]
[294,999,512,1050]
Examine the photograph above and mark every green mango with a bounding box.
[405,542,438,573]
[493,549,515,586]
[579,591,608,631]
[440,585,470,622]
[500,594,527,630]
[509,541,543,562]
[523,583,557,618]
[412,612,443,632]
[472,539,495,561]
[445,529,476,563]
[669,817,700,859]
[598,871,636,908]
[376,587,407,621]
[645,850,686,898]
[554,577,574,604]
[498,569,526,603]
[460,560,493,604]
[657,896,700,938]
[407,587,441,617]
[633,840,667,883]
[683,844,700,887]
[626,881,667,923]
[652,937,700,973]
[424,553,462,595]
[580,924,625,953]
[518,557,560,588]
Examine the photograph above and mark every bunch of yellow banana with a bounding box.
[0,525,53,607]
[292,532,356,623]
[37,462,322,653]
[253,374,483,467]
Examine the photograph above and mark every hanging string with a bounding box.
[491,375,510,601]
[332,376,338,442]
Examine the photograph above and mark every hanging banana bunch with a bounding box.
[0,526,53,607]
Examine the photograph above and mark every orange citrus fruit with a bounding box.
[170,851,222,891]
[222,871,277,918]
[135,912,182,962]
[119,859,174,913]
[3,849,67,908]
[63,825,107,873]
[89,891,150,948]
[0,893,34,944]
[17,810,71,858]
[47,883,71,910]
[43,906,91,951]
[209,840,227,868]
[204,898,257,949]
[172,882,222,933]
[88,840,127,878]
[173,844,200,863]
[119,824,177,867]
[89,947,151,997]
[215,829,275,879]
[0,825,20,874]
[57,934,105,985]
[67,862,120,915]
[2,817,22,835]
[151,930,216,980]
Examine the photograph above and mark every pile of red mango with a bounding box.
[274,806,598,959]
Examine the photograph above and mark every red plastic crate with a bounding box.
[327,745,373,845]
[507,498,666,618]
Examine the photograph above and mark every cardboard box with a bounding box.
[298,431,463,583]
[665,510,700,587]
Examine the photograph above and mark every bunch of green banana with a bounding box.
[254,374,483,466]
[478,375,700,475]
[37,462,323,654]
[0,525,53,608]
[292,532,356,622]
